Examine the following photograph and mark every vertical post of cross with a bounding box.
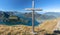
[32,0,35,33]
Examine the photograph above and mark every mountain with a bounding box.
[38,14,56,20]
[23,12,41,18]
[14,12,40,26]
[23,12,56,20]
[0,11,39,26]
[23,12,56,23]
[44,12,60,18]
[0,11,58,26]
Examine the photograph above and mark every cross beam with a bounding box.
[25,0,42,34]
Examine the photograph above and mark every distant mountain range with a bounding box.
[44,12,60,18]
[23,12,56,20]
[0,11,39,26]
[0,11,60,26]
[0,11,59,20]
[23,12,57,23]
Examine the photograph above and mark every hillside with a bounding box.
[38,18,60,33]
[0,25,42,35]
[0,18,60,35]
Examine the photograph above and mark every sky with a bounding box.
[0,0,60,13]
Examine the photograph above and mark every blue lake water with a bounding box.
[0,19,40,26]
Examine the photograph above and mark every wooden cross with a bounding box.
[25,0,42,34]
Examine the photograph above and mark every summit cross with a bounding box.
[25,0,42,34]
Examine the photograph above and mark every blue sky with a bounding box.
[0,0,60,13]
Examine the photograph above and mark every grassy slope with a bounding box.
[0,18,60,35]
[38,18,60,34]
